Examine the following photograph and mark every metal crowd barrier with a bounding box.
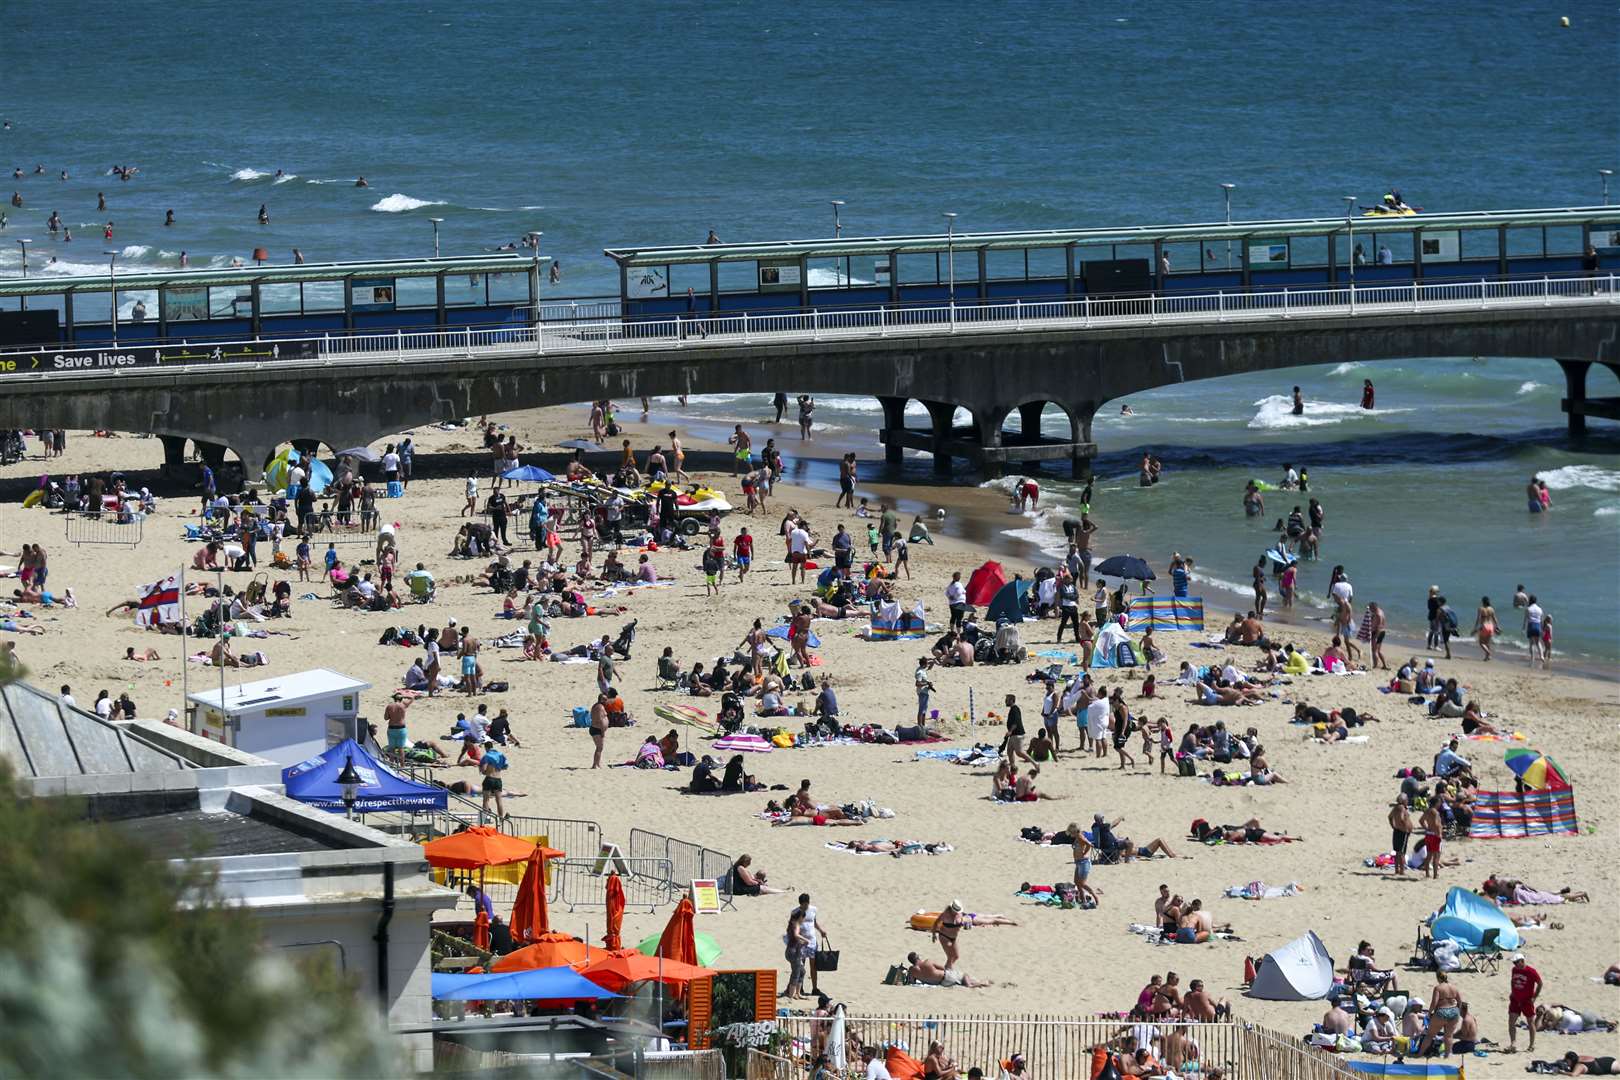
[629,828,736,908]
[552,857,675,912]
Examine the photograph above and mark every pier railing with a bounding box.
[4,273,1615,376]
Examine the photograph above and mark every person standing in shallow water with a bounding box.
[1291,385,1305,416]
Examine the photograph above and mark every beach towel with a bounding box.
[1469,788,1578,839]
[766,624,822,648]
[1225,881,1303,900]
[1126,596,1205,632]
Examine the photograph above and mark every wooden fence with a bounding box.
[764,1014,1359,1080]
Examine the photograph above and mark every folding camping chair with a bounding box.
[1461,928,1504,975]
[1408,923,1437,971]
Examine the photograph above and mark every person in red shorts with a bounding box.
[1508,953,1543,1053]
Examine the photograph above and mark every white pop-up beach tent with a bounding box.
[1248,930,1335,1001]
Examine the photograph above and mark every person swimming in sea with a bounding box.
[1120,403,1134,415]
[355,176,368,187]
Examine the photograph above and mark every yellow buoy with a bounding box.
[1560,15,1570,26]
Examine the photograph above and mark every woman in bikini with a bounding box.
[1473,596,1498,661]
[931,902,964,969]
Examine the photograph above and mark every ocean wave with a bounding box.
[118,244,151,258]
[370,193,446,213]
[1247,394,1414,430]
[1327,362,1366,376]
[229,168,270,181]
[1596,506,1619,517]
[1516,381,1545,395]
[1537,464,1620,492]
[306,178,353,185]
[273,173,298,184]
[35,257,121,276]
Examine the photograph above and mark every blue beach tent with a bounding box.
[1429,885,1521,951]
[987,578,1032,624]
[282,738,447,814]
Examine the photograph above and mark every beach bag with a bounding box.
[815,948,840,972]
[1114,642,1137,667]
[378,627,399,645]
[1177,756,1196,777]
[882,963,909,986]
[1020,825,1045,842]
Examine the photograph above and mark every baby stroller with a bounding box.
[610,619,637,659]
[987,619,1029,665]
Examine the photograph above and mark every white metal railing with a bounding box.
[8,274,1616,377]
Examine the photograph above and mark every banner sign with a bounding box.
[0,339,319,375]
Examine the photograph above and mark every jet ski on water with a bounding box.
[1363,189,1420,216]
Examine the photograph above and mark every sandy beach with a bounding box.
[1,405,1615,1061]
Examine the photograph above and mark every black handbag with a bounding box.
[815,948,840,972]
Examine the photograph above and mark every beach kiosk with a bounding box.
[187,668,371,768]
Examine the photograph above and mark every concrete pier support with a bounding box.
[926,401,961,476]
[158,435,190,478]
[1559,360,1591,436]
[877,396,907,464]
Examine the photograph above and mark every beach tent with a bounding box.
[1429,886,1521,951]
[965,561,1006,607]
[862,600,928,641]
[265,447,332,494]
[281,737,446,813]
[1126,596,1205,632]
[1247,930,1334,1001]
[1087,621,1136,669]
[986,578,1031,624]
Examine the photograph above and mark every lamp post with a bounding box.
[16,239,29,311]
[104,249,119,343]
[830,200,844,239]
[1220,183,1235,267]
[1601,169,1614,206]
[942,211,957,307]
[336,754,363,821]
[1343,195,1357,297]
[429,216,443,258]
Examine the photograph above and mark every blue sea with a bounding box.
[2,1,1617,660]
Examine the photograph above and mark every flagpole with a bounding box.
[179,565,188,721]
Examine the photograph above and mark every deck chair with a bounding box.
[406,572,436,603]
[1462,928,1504,975]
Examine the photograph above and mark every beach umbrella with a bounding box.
[1504,748,1570,790]
[558,438,605,451]
[1094,554,1157,582]
[637,927,721,968]
[474,908,490,950]
[422,826,560,870]
[491,932,590,973]
[576,950,714,993]
[604,873,626,950]
[711,733,774,753]
[965,561,1006,607]
[986,578,1031,624]
[502,464,556,483]
[509,844,562,943]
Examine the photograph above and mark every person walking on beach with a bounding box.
[728,424,751,476]
[1426,586,1443,649]
[786,517,812,585]
[589,693,609,769]
[836,453,856,509]
[1524,595,1545,667]
[1003,694,1034,766]
[791,894,830,995]
[1418,796,1444,880]
[1472,596,1498,661]
[1388,794,1414,876]
[1055,570,1081,643]
[1507,953,1543,1054]
[1365,602,1388,669]
[797,394,815,440]
[1251,558,1268,616]
[1069,823,1100,906]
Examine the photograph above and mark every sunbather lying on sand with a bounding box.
[905,953,991,988]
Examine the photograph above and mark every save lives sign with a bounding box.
[0,339,319,376]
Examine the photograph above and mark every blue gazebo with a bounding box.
[281,737,446,814]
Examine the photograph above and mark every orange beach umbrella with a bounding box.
[491,932,590,973]
[509,843,564,943]
[575,949,715,993]
[422,826,560,870]
[604,873,626,950]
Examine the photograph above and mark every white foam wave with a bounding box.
[273,173,297,184]
[1595,506,1619,517]
[118,244,151,258]
[229,168,270,181]
[1537,465,1620,492]
[306,178,352,185]
[1516,381,1545,395]
[1247,394,1414,430]
[1328,362,1365,376]
[35,257,120,276]
[369,193,446,213]
[1187,570,1251,598]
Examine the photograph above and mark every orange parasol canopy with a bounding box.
[422,826,562,870]
[575,949,715,992]
[604,873,626,950]
[490,932,590,973]
[509,844,556,943]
